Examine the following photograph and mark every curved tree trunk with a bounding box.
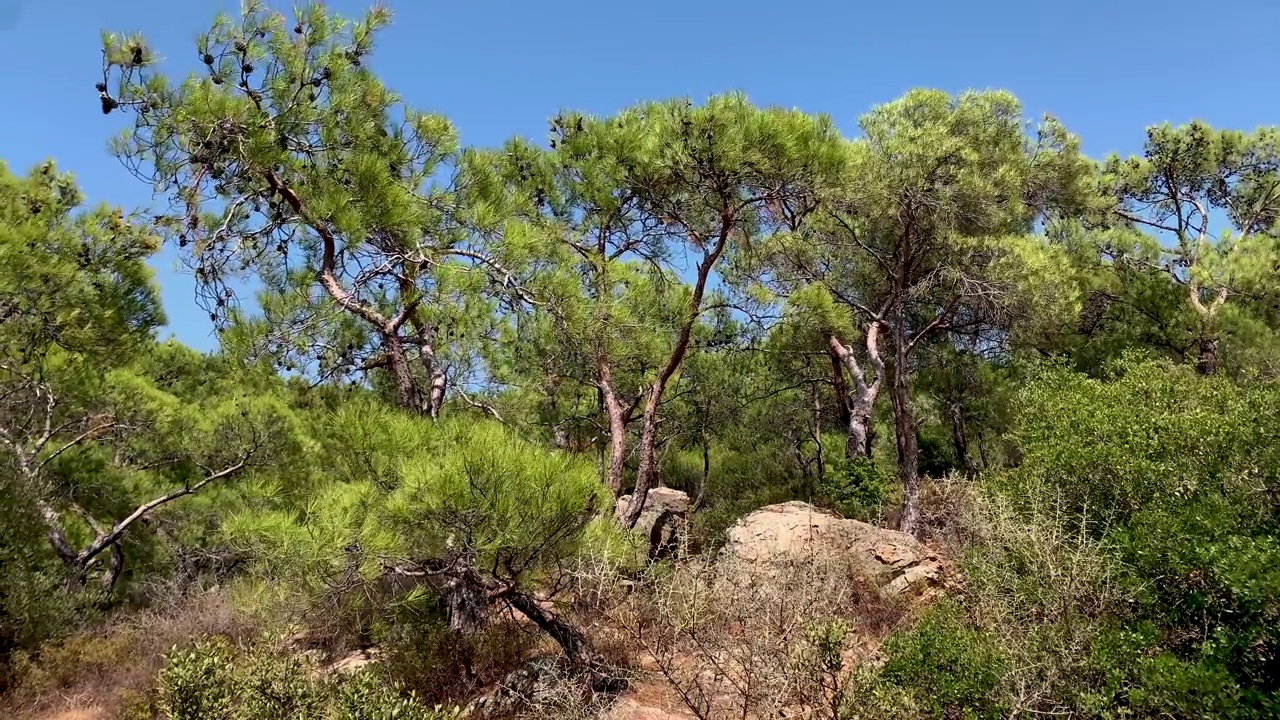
[826,322,884,461]
[623,219,732,529]
[598,359,629,495]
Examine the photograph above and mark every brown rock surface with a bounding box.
[720,501,948,598]
[616,487,691,558]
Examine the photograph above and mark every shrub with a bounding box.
[156,638,238,720]
[226,404,618,671]
[868,358,1280,719]
[817,455,895,523]
[879,601,1009,720]
[3,588,256,719]
[149,635,463,720]
[603,552,906,720]
[375,603,538,707]
[0,473,80,691]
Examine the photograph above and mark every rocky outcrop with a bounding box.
[605,697,696,720]
[616,488,691,559]
[721,501,948,598]
[324,646,381,675]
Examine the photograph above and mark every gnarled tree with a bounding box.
[1101,121,1280,376]
[797,90,1091,534]
[99,2,528,416]
[0,160,300,594]
[495,95,846,524]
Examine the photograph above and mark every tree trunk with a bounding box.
[826,325,884,462]
[1197,336,1220,376]
[693,437,710,511]
[622,216,732,528]
[949,402,978,480]
[625,382,666,528]
[505,590,597,670]
[384,335,424,413]
[827,347,853,432]
[598,360,628,495]
[845,415,870,459]
[812,391,826,486]
[409,317,446,419]
[100,542,125,594]
[890,321,922,537]
[427,365,446,419]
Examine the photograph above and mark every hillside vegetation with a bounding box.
[2,3,1279,719]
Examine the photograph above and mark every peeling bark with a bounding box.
[826,322,885,461]
[598,359,629,495]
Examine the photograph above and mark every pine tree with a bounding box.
[99,2,529,417]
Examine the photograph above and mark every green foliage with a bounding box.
[0,11,1274,715]
[226,401,616,647]
[0,473,77,689]
[1009,356,1279,527]
[156,638,238,720]
[1095,121,1280,375]
[153,637,461,720]
[100,2,510,414]
[945,358,1280,717]
[0,160,163,363]
[817,456,894,523]
[879,601,1010,720]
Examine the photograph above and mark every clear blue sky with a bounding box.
[1,0,1277,352]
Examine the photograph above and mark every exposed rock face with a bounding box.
[324,646,381,675]
[605,697,696,720]
[720,501,948,598]
[616,487,691,559]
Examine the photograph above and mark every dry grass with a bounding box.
[1,588,257,720]
[567,549,911,720]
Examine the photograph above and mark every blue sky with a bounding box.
[1,0,1277,352]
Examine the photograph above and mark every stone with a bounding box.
[324,646,381,675]
[616,487,691,559]
[720,501,948,598]
[605,697,695,720]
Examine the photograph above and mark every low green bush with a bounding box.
[817,455,895,523]
[879,601,1010,720]
[148,636,463,720]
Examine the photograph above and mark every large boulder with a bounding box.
[720,501,948,598]
[616,487,691,559]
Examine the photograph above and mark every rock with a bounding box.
[465,655,586,719]
[324,646,381,674]
[720,501,948,598]
[605,697,695,720]
[616,487,691,559]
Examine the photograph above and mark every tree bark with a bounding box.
[623,218,732,528]
[1197,336,1220,376]
[949,402,978,481]
[384,335,424,412]
[598,360,629,495]
[889,309,923,537]
[450,564,606,681]
[628,380,668,526]
[505,590,598,671]
[827,346,853,432]
[427,365,446,418]
[267,171,430,415]
[826,322,884,461]
[892,366,922,536]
